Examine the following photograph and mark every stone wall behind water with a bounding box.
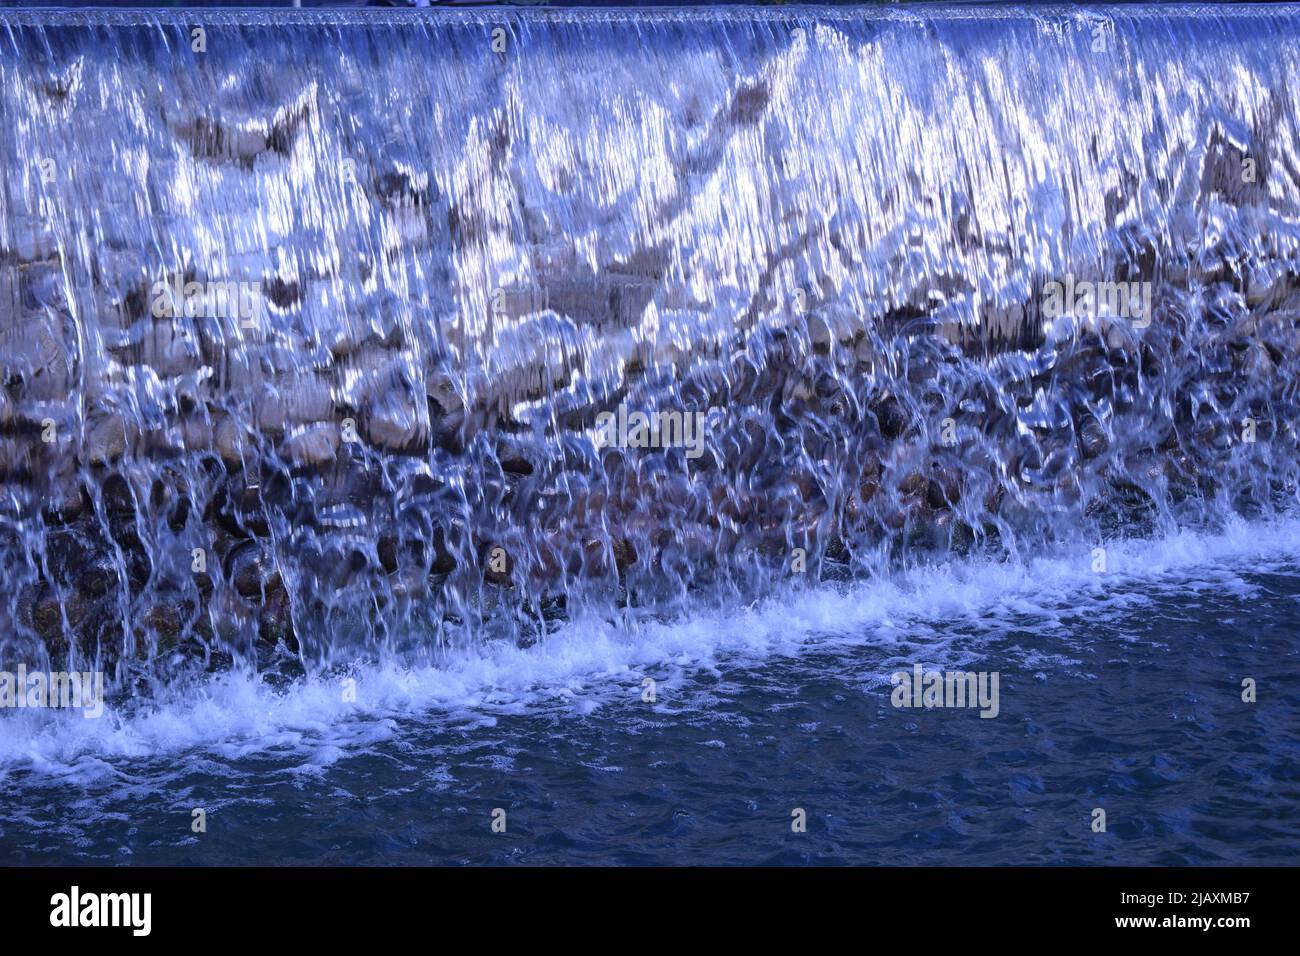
[2,6,1300,687]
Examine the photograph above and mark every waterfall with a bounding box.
[1,5,1298,689]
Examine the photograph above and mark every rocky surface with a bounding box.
[0,8,1298,680]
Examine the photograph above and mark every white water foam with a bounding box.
[2,515,1298,777]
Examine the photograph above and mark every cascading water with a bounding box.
[1,4,1298,699]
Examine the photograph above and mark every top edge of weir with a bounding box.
[0,3,1296,27]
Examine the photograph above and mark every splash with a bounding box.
[2,512,1297,774]
[0,5,1298,690]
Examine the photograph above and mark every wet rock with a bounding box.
[263,276,302,311]
[214,414,251,468]
[373,166,432,208]
[500,451,535,476]
[141,319,203,377]
[252,387,290,438]
[173,88,313,169]
[355,355,430,453]
[143,603,183,642]
[430,526,458,575]
[0,316,73,401]
[0,437,34,482]
[1245,264,1288,308]
[100,472,137,518]
[378,535,429,574]
[85,414,127,465]
[30,587,89,656]
[43,475,87,524]
[1238,341,1275,379]
[428,395,467,454]
[258,587,296,649]
[282,423,340,467]
[227,542,282,598]
[213,482,271,538]
[872,394,910,440]
[282,377,335,425]
[612,537,637,569]
[926,475,957,510]
[364,400,427,452]
[180,415,213,453]
[899,472,930,499]
[1079,415,1109,459]
[80,557,121,598]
